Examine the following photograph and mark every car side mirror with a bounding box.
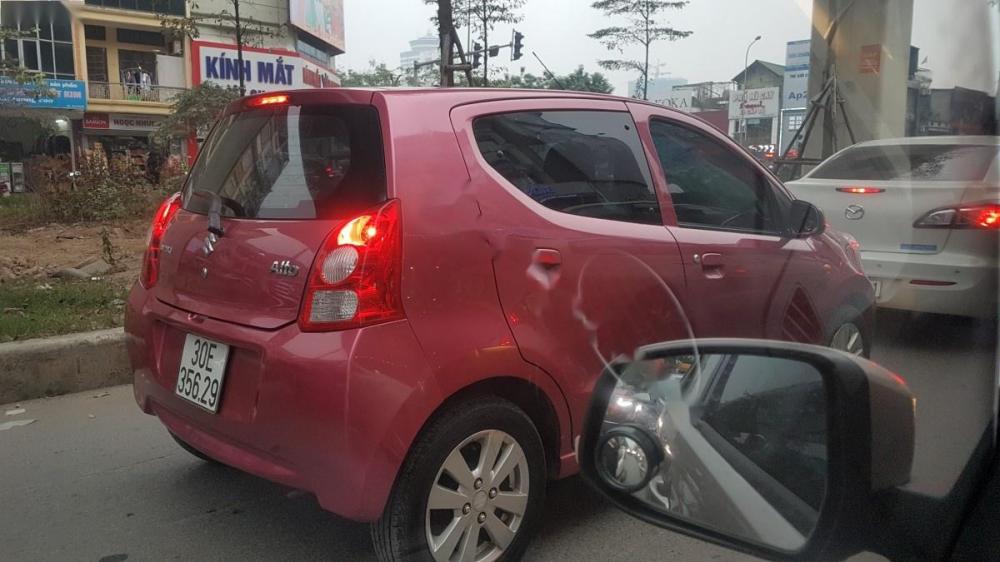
[789,200,825,238]
[578,339,915,561]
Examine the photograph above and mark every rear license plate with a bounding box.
[175,334,231,413]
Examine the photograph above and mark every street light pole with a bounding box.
[741,35,761,144]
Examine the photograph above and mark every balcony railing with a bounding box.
[88,82,185,103]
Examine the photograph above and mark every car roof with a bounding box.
[849,135,1000,147]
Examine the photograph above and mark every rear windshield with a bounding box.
[183,104,386,219]
[809,144,996,182]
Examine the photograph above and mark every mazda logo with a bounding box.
[845,205,865,220]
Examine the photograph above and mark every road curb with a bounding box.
[0,328,129,404]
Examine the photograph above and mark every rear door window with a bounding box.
[809,144,996,181]
[472,110,661,225]
[184,104,386,220]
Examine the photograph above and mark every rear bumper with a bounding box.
[125,283,435,521]
[862,250,998,318]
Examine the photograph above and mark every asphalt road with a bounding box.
[1,310,995,562]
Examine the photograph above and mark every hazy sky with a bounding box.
[337,0,998,96]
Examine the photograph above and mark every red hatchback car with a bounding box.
[125,88,873,561]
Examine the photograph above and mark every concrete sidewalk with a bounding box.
[0,327,129,404]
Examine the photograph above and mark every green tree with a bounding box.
[152,82,240,144]
[589,0,692,100]
[0,26,54,104]
[495,66,614,93]
[428,0,525,86]
[340,61,405,87]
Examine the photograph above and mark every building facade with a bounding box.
[400,34,438,70]
[729,60,785,150]
[0,0,345,176]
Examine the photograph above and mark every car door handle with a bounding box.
[533,248,562,267]
[698,252,723,268]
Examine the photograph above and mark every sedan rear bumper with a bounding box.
[862,250,998,318]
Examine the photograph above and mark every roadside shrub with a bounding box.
[41,151,157,223]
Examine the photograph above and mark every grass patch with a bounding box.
[0,279,129,342]
[0,194,46,230]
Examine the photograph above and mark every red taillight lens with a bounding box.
[140,192,182,289]
[837,186,885,194]
[246,93,290,108]
[299,200,403,331]
[914,202,1000,229]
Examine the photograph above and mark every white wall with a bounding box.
[193,0,297,51]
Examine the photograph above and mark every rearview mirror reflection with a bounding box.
[596,352,828,551]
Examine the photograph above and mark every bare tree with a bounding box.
[429,0,524,86]
[589,0,691,100]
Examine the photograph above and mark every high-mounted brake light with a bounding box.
[837,186,885,194]
[299,200,404,331]
[247,94,290,108]
[914,202,1000,230]
[140,192,182,289]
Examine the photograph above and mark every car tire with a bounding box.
[826,305,871,358]
[170,432,220,464]
[371,396,546,562]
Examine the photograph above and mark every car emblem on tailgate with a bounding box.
[845,204,865,220]
[270,260,300,277]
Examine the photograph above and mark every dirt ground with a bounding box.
[0,220,148,284]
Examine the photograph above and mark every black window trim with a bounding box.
[648,116,792,237]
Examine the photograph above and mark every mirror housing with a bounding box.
[578,339,915,561]
[789,200,826,238]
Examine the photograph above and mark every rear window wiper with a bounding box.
[191,190,231,237]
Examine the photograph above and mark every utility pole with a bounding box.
[232,0,245,95]
[481,0,489,86]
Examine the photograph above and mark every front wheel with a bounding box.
[371,397,546,562]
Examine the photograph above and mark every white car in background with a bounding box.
[786,136,998,318]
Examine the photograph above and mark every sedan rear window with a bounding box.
[809,144,996,182]
[184,104,386,220]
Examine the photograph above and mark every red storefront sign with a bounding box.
[83,113,110,129]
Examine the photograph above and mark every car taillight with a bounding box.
[913,202,1000,229]
[140,192,182,289]
[299,199,404,331]
[246,93,290,108]
[837,186,885,194]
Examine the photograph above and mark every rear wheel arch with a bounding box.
[428,376,564,480]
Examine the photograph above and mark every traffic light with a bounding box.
[512,31,524,61]
[472,42,482,68]
[488,45,500,57]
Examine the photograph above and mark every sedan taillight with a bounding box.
[298,199,404,332]
[913,202,1000,230]
[140,192,182,289]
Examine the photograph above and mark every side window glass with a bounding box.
[473,110,661,225]
[650,120,783,233]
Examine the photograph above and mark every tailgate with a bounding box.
[155,94,387,329]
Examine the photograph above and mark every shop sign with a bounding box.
[289,0,344,52]
[729,87,780,119]
[192,41,338,95]
[783,39,810,110]
[0,78,86,110]
[84,113,110,129]
[653,92,695,112]
[84,113,160,131]
[860,44,882,74]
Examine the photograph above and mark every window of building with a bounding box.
[0,4,76,80]
[650,119,784,234]
[84,0,185,17]
[86,47,109,82]
[116,28,166,48]
[473,111,662,226]
[84,25,107,41]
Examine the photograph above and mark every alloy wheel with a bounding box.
[425,429,530,562]
[830,322,865,356]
